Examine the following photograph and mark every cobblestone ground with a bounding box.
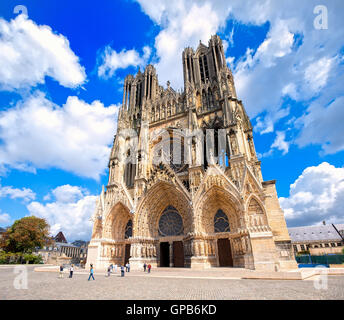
[0,266,343,300]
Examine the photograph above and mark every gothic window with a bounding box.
[158,206,184,236]
[214,209,230,233]
[125,220,132,239]
[202,90,207,110]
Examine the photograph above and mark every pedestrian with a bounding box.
[59,265,64,278]
[69,264,74,278]
[125,263,129,272]
[127,262,130,272]
[88,265,95,281]
[107,265,111,277]
[147,264,151,273]
[110,264,113,273]
[120,265,125,277]
[143,262,147,272]
[114,264,118,273]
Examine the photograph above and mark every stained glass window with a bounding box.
[214,209,230,233]
[125,220,132,239]
[158,206,184,236]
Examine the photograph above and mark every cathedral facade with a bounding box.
[86,35,297,271]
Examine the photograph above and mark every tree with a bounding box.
[0,216,51,253]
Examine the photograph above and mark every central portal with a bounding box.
[217,239,233,267]
[173,241,184,267]
[124,244,131,265]
[160,242,170,267]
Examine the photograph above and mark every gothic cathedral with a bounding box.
[86,35,297,271]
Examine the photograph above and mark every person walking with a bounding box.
[127,262,130,272]
[107,265,111,277]
[143,262,147,272]
[69,264,74,278]
[110,264,113,273]
[59,265,64,278]
[114,264,118,273]
[88,265,95,281]
[147,264,151,273]
[120,265,125,277]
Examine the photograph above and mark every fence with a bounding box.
[296,254,344,266]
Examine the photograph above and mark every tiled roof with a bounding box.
[288,224,344,242]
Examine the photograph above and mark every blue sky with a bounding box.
[0,0,343,241]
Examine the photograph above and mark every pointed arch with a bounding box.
[134,181,192,238]
[103,202,132,240]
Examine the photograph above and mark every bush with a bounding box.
[0,251,43,264]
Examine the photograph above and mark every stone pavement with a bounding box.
[1,265,344,300]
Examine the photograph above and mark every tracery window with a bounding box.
[125,220,132,239]
[158,206,183,236]
[214,209,230,233]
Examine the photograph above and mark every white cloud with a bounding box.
[280,162,344,227]
[271,131,290,155]
[304,57,334,92]
[0,91,119,180]
[27,185,96,241]
[0,15,86,90]
[0,184,36,202]
[0,211,11,226]
[295,95,344,154]
[98,45,151,79]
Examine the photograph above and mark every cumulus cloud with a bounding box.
[271,131,290,155]
[0,91,119,179]
[27,185,96,241]
[280,162,344,227]
[0,15,86,90]
[295,95,344,155]
[0,211,11,226]
[98,45,151,79]
[0,184,36,202]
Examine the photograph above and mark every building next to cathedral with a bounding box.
[86,35,297,271]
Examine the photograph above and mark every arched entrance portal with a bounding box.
[158,206,185,267]
[214,209,233,267]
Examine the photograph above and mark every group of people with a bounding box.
[59,264,74,278]
[58,261,153,280]
[143,262,152,273]
[106,263,131,277]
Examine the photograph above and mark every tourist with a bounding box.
[107,265,111,277]
[110,264,113,273]
[120,265,125,277]
[127,262,130,272]
[59,265,64,278]
[88,265,95,281]
[147,264,151,273]
[143,262,147,272]
[69,264,74,278]
[114,264,118,273]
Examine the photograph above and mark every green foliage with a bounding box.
[0,251,43,264]
[0,216,50,253]
[342,247,344,255]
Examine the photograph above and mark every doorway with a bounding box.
[217,239,233,267]
[160,242,170,267]
[124,244,131,264]
[173,241,184,267]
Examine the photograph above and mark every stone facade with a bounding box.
[86,35,297,271]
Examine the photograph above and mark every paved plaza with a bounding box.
[0,265,343,300]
